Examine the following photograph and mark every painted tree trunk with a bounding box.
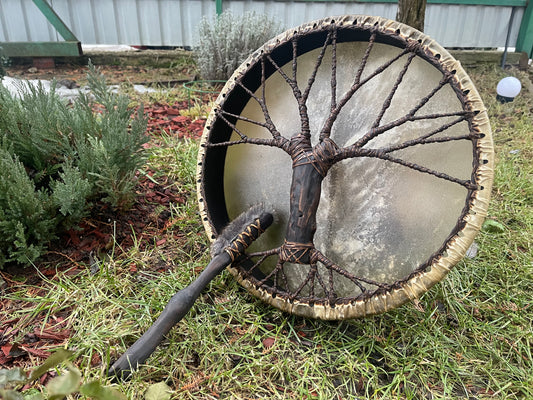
[285,162,324,246]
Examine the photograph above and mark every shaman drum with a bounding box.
[197,15,493,320]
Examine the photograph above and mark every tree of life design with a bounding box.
[205,25,482,307]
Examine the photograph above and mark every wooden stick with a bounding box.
[108,208,273,380]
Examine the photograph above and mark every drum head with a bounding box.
[197,15,493,319]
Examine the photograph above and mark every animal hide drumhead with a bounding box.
[197,15,493,319]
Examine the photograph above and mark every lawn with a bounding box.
[0,58,532,399]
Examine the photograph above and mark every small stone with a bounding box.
[466,241,478,259]
[57,79,79,89]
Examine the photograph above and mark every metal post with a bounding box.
[501,6,517,68]
[32,0,78,41]
[516,0,533,58]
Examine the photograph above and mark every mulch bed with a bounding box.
[0,82,216,372]
[145,101,208,138]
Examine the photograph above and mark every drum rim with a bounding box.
[197,14,494,320]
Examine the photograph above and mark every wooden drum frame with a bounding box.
[197,15,493,320]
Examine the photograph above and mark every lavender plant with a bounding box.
[0,63,148,268]
[196,10,283,80]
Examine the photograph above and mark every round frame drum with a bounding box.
[197,15,493,319]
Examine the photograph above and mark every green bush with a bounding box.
[195,10,283,80]
[0,63,148,268]
[0,147,56,266]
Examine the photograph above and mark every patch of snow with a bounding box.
[1,76,162,101]
[133,84,159,94]
[82,44,139,52]
[496,47,516,52]
[1,76,86,101]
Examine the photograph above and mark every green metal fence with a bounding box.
[1,0,531,58]
[0,0,81,57]
[214,0,532,56]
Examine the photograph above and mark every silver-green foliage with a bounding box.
[0,63,148,268]
[0,147,56,266]
[196,10,283,80]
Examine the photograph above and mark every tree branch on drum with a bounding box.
[371,52,417,129]
[351,73,458,149]
[320,41,412,139]
[265,53,311,139]
[209,110,289,150]
[234,77,284,141]
[302,30,333,106]
[380,115,470,153]
[338,148,478,190]
[329,28,338,116]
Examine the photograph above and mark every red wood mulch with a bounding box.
[145,101,208,138]
[0,98,213,373]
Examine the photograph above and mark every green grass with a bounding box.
[1,64,532,399]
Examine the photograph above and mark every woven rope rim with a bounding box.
[197,15,494,320]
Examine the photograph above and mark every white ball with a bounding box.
[496,77,522,98]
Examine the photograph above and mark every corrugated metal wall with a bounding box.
[0,0,525,49]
